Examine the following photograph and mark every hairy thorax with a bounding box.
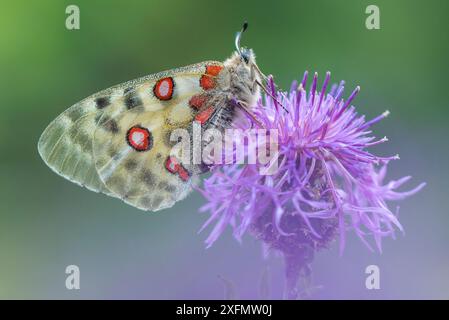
[219,52,261,109]
[208,52,261,131]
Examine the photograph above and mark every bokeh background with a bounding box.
[0,0,447,299]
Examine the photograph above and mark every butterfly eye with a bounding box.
[240,48,250,64]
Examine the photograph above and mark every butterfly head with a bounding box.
[216,22,262,114]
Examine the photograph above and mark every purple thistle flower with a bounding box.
[198,71,425,299]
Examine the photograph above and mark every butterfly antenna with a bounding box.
[253,62,269,82]
[235,21,248,55]
[234,99,265,128]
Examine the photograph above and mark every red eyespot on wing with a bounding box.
[177,166,190,181]
[189,94,207,109]
[200,75,215,90]
[165,156,190,181]
[194,106,214,124]
[126,125,153,152]
[206,65,223,76]
[154,77,174,101]
[200,65,223,90]
[165,156,179,173]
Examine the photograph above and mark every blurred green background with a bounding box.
[0,0,447,299]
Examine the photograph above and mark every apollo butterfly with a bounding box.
[38,22,264,211]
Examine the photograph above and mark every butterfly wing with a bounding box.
[38,61,224,210]
[37,85,125,197]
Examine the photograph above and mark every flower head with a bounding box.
[198,72,425,298]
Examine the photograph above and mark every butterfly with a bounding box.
[38,22,266,212]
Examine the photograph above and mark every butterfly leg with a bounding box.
[232,99,265,128]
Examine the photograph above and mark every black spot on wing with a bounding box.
[96,115,119,133]
[123,87,134,94]
[95,96,111,109]
[158,181,177,193]
[107,148,115,158]
[124,159,138,171]
[102,118,119,133]
[124,91,143,109]
[142,170,155,188]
